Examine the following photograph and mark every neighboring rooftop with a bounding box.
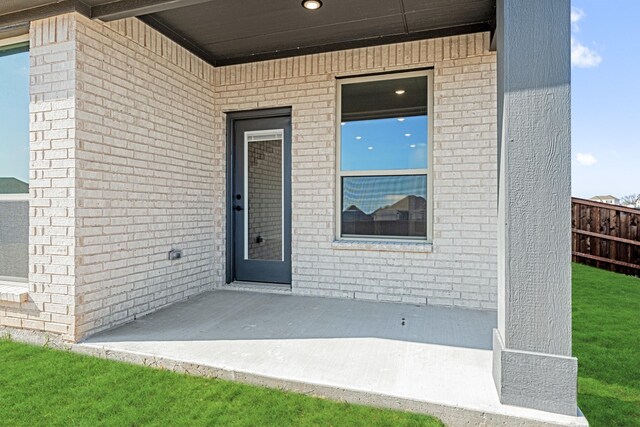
[590,195,619,202]
[0,178,29,194]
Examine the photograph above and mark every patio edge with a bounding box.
[73,342,588,427]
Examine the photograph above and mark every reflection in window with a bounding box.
[0,42,29,281]
[247,139,283,261]
[342,176,427,237]
[339,74,429,239]
[341,116,428,171]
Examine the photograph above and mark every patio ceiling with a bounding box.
[0,0,495,65]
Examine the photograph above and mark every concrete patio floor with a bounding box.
[79,289,587,426]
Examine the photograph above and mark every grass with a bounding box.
[0,339,441,427]
[572,263,640,427]
[0,263,637,426]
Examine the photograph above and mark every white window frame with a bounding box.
[335,70,434,243]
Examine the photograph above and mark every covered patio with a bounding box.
[0,0,585,424]
[78,290,584,426]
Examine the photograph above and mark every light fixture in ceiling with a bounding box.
[302,0,322,10]
[395,89,406,95]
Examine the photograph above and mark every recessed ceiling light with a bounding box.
[356,136,362,140]
[302,0,322,10]
[404,133,411,137]
[397,118,405,122]
[368,146,373,150]
[395,89,405,95]
[341,122,346,126]
[410,144,416,148]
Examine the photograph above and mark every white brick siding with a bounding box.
[1,12,497,341]
[1,14,220,341]
[215,36,498,309]
[72,15,219,338]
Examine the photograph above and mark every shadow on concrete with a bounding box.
[85,290,496,350]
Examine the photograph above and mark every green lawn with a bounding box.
[0,339,441,427]
[0,264,637,426]
[573,263,640,427]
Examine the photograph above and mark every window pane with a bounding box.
[341,76,428,171]
[247,139,283,261]
[0,200,28,280]
[0,44,29,281]
[341,116,427,171]
[342,175,427,238]
[0,46,29,184]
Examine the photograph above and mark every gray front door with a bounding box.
[232,115,292,284]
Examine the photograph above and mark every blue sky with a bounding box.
[571,0,640,199]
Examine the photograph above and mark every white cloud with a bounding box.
[575,153,597,166]
[571,38,602,68]
[570,7,602,68]
[571,7,585,31]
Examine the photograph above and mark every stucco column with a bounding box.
[493,0,578,416]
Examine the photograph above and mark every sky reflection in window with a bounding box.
[0,48,29,183]
[340,115,427,171]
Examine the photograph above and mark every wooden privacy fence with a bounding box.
[572,197,640,276]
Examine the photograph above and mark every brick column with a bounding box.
[28,15,79,340]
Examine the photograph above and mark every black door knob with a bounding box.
[234,205,243,211]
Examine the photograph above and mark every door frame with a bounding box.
[225,107,293,284]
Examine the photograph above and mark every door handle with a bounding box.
[234,205,243,212]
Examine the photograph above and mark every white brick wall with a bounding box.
[1,13,497,341]
[215,35,498,309]
[1,14,220,341]
[72,15,219,338]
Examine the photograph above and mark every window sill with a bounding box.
[332,239,433,253]
[0,280,29,303]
